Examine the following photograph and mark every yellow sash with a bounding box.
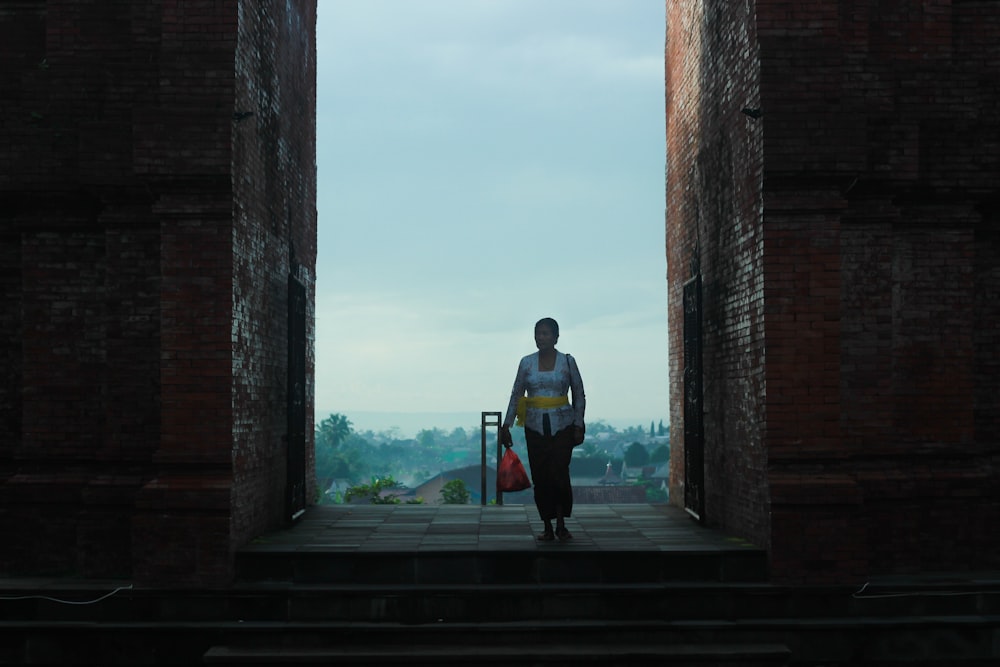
[515,395,569,426]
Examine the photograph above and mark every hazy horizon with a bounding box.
[316,408,668,439]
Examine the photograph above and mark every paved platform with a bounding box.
[244,503,759,554]
[236,503,769,585]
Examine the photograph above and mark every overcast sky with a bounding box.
[314,1,668,434]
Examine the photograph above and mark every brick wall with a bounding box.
[763,0,999,582]
[668,0,1000,583]
[230,0,317,554]
[0,0,170,578]
[665,0,769,549]
[0,1,316,586]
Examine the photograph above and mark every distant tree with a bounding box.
[623,425,646,440]
[417,428,442,448]
[316,413,353,450]
[650,444,670,464]
[441,479,471,505]
[576,439,602,459]
[316,413,369,501]
[624,442,650,467]
[325,416,676,498]
[585,420,615,436]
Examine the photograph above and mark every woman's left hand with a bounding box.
[500,425,513,448]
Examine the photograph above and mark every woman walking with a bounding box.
[500,317,586,541]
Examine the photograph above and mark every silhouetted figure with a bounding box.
[500,317,586,541]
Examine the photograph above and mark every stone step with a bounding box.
[4,578,999,625]
[203,641,793,665]
[223,581,1000,625]
[234,548,769,585]
[5,614,999,664]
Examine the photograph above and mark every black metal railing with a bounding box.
[480,411,502,505]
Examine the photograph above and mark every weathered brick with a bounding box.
[667,0,1000,583]
[0,1,316,586]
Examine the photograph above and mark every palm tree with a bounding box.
[317,413,352,450]
[315,413,356,502]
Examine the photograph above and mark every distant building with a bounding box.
[598,463,623,486]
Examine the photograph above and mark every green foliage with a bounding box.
[344,476,405,505]
[643,481,669,503]
[584,420,616,436]
[317,413,353,449]
[417,428,439,448]
[575,439,602,458]
[315,411,669,502]
[650,444,670,464]
[622,477,669,504]
[315,419,489,491]
[624,442,650,467]
[315,413,371,503]
[441,479,471,505]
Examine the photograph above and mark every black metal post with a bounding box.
[480,411,501,505]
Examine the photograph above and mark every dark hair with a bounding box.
[535,317,559,338]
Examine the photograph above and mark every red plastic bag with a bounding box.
[498,448,531,492]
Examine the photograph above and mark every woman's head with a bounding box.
[534,317,560,350]
[535,317,559,338]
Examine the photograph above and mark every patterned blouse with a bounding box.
[503,350,586,435]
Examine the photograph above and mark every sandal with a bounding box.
[555,527,573,541]
[537,529,555,542]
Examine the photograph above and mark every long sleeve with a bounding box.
[503,356,528,428]
[567,354,586,428]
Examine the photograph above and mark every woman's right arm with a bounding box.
[501,358,526,445]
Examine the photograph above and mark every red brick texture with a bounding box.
[667,0,1000,583]
[0,1,316,586]
[666,0,769,551]
[230,0,317,565]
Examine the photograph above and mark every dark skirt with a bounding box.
[524,423,574,521]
